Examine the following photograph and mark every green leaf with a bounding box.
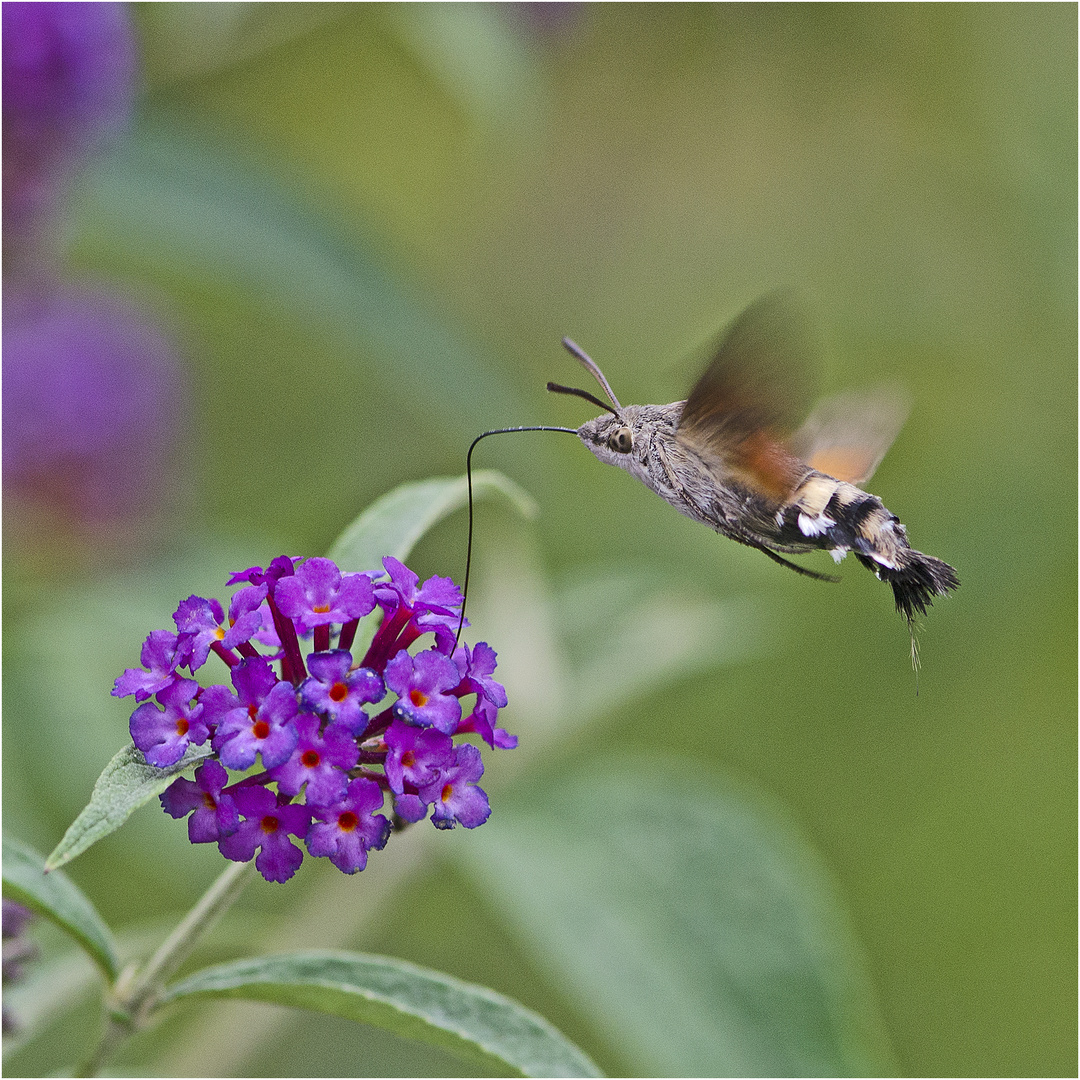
[165,950,602,1078]
[45,743,213,872]
[68,119,520,434]
[327,471,537,574]
[456,759,896,1078]
[2,835,119,980]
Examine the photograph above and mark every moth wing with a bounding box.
[789,387,910,486]
[677,293,812,500]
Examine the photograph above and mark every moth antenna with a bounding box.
[546,381,618,416]
[455,425,579,650]
[562,337,623,413]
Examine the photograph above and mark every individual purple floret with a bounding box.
[268,713,358,806]
[306,778,391,874]
[372,556,465,654]
[451,640,517,747]
[422,744,491,830]
[226,556,297,588]
[457,695,519,750]
[115,553,515,883]
[112,629,186,702]
[299,650,384,734]
[384,648,462,733]
[129,678,208,768]
[218,785,311,884]
[383,718,453,793]
[224,584,269,648]
[453,641,508,708]
[373,557,461,620]
[274,557,376,633]
[160,759,239,843]
[206,661,300,771]
[172,596,226,672]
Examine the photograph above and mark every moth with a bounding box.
[546,295,959,635]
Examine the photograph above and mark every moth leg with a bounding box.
[739,538,840,582]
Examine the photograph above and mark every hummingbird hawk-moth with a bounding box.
[457,296,958,657]
[547,295,959,630]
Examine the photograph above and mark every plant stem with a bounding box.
[76,859,255,1076]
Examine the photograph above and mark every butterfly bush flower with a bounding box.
[112,556,514,883]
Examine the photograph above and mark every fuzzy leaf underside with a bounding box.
[45,744,213,872]
[165,951,602,1078]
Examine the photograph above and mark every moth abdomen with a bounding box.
[824,489,958,622]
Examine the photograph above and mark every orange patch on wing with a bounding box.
[734,430,802,500]
[807,447,877,485]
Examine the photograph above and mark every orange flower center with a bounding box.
[301,749,321,768]
[260,815,279,834]
[409,689,428,708]
[252,720,271,740]
[329,681,348,703]
[338,811,359,832]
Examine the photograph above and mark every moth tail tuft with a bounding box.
[885,550,959,624]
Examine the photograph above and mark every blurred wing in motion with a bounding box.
[789,387,910,486]
[677,293,812,500]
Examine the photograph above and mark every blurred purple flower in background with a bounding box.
[2,1,136,258]
[2,899,39,1034]
[3,285,184,526]
[2,2,187,542]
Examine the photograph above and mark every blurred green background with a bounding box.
[3,4,1075,1076]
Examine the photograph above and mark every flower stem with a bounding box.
[76,859,255,1076]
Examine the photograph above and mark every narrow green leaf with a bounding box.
[2,835,119,980]
[456,759,897,1078]
[165,950,602,1078]
[45,743,212,872]
[327,471,537,574]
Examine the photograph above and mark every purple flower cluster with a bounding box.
[113,556,516,883]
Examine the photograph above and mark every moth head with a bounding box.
[548,338,645,467]
[573,409,646,470]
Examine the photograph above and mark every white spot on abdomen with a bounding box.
[798,512,835,537]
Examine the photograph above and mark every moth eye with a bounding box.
[608,426,634,454]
